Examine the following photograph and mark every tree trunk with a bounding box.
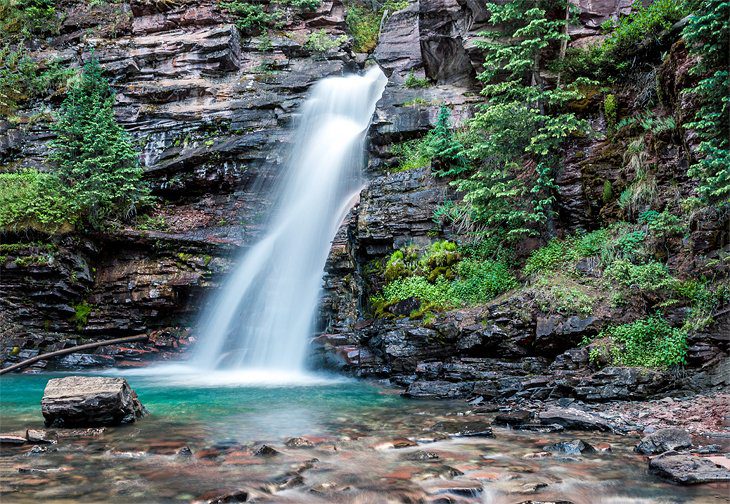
[0,335,149,375]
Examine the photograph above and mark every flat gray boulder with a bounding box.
[636,428,692,455]
[41,376,146,427]
[649,452,730,484]
[538,407,611,431]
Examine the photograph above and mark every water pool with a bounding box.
[1,373,727,503]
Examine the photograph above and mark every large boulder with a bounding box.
[649,453,730,485]
[636,428,692,455]
[41,376,147,427]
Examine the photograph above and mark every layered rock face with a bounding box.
[1,0,357,367]
[1,0,727,394]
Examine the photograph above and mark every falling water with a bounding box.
[193,66,387,373]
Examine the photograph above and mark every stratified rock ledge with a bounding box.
[41,376,147,427]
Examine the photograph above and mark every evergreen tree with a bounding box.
[50,58,149,228]
[429,106,468,177]
[682,0,730,205]
[454,0,591,240]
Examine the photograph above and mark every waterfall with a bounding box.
[192,66,388,372]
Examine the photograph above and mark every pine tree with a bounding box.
[50,58,149,228]
[429,106,468,177]
[454,0,591,240]
[682,0,730,205]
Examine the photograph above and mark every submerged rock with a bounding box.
[537,407,611,431]
[649,452,730,484]
[253,444,280,457]
[285,437,314,448]
[41,376,146,428]
[636,428,692,455]
[543,439,596,455]
[430,420,494,437]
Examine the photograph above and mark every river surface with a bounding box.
[1,373,728,503]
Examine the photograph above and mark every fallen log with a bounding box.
[0,335,149,376]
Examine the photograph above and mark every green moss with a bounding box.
[71,301,93,331]
[603,93,617,129]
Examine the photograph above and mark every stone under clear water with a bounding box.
[1,373,728,503]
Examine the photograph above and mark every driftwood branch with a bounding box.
[0,335,149,376]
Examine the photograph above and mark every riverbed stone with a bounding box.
[636,428,692,455]
[430,420,494,437]
[543,439,596,455]
[41,376,146,428]
[537,407,612,431]
[648,452,730,484]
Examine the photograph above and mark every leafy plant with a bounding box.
[0,170,76,232]
[0,0,60,41]
[601,0,692,61]
[404,71,429,88]
[390,138,431,172]
[604,93,617,129]
[71,301,93,331]
[345,0,408,53]
[602,315,687,368]
[682,0,730,205]
[304,29,348,54]
[0,45,74,118]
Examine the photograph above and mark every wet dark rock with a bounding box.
[693,445,721,454]
[431,420,494,437]
[204,489,249,503]
[514,423,565,433]
[41,376,146,428]
[649,452,730,484]
[176,446,193,458]
[26,445,49,456]
[636,428,692,455]
[493,410,532,427]
[285,437,314,448]
[0,434,27,445]
[543,439,596,455]
[404,450,440,461]
[538,407,612,432]
[253,444,280,457]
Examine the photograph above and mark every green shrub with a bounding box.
[50,58,151,229]
[71,301,93,331]
[604,93,617,128]
[404,71,429,88]
[682,0,730,205]
[0,45,74,118]
[603,315,687,367]
[602,0,692,60]
[0,170,77,232]
[379,275,455,309]
[532,276,595,315]
[639,210,685,238]
[304,29,348,54]
[524,239,572,276]
[390,137,431,173]
[450,258,517,305]
[602,179,613,203]
[345,0,409,53]
[219,0,276,33]
[574,229,609,257]
[604,259,675,291]
[429,106,468,177]
[0,0,59,41]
